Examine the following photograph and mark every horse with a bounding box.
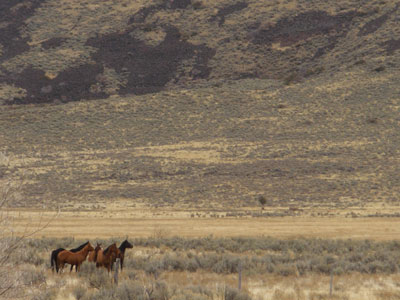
[88,243,102,263]
[50,241,89,273]
[57,242,94,273]
[96,243,120,272]
[114,239,133,271]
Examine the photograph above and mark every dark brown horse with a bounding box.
[88,243,102,263]
[96,243,120,272]
[50,241,89,273]
[57,242,94,273]
[113,239,133,271]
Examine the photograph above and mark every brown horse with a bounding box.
[57,242,94,273]
[50,241,89,273]
[88,243,102,263]
[112,239,133,271]
[96,243,120,272]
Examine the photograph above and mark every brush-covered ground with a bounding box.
[0,0,399,213]
[1,70,400,213]
[5,236,400,300]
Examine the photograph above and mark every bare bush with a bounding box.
[0,152,57,298]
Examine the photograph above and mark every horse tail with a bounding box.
[51,248,64,273]
[51,250,58,271]
[50,251,54,271]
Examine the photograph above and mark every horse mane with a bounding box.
[70,241,89,252]
[103,244,112,255]
[119,240,127,250]
[119,239,133,251]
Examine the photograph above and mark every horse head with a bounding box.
[86,242,95,252]
[121,239,133,250]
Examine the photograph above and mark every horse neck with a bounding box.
[119,244,127,254]
[107,248,115,257]
[105,246,116,258]
[94,247,101,261]
[120,242,132,253]
[79,245,92,257]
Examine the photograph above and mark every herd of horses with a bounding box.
[50,239,133,273]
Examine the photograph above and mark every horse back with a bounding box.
[58,249,80,264]
[57,249,70,261]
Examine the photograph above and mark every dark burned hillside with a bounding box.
[252,10,361,57]
[0,0,45,61]
[86,26,215,96]
[0,0,399,104]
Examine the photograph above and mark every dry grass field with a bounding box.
[5,208,400,240]
[1,0,400,299]
[4,204,400,299]
[5,231,400,300]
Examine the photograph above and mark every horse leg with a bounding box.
[56,259,61,274]
[59,262,65,274]
[53,255,58,273]
[50,254,54,272]
[120,257,124,271]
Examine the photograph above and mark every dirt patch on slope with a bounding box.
[87,26,215,95]
[129,0,192,24]
[41,37,68,50]
[252,10,360,51]
[383,39,400,55]
[358,13,389,36]
[1,26,214,103]
[4,64,106,104]
[211,2,248,26]
[1,0,214,104]
[0,0,45,61]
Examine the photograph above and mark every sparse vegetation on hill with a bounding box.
[0,0,399,211]
[1,73,399,210]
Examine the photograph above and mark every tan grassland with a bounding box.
[37,269,400,300]
[6,208,400,240]
[42,271,400,300]
[28,238,400,300]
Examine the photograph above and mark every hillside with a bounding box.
[0,0,399,104]
[0,0,399,213]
